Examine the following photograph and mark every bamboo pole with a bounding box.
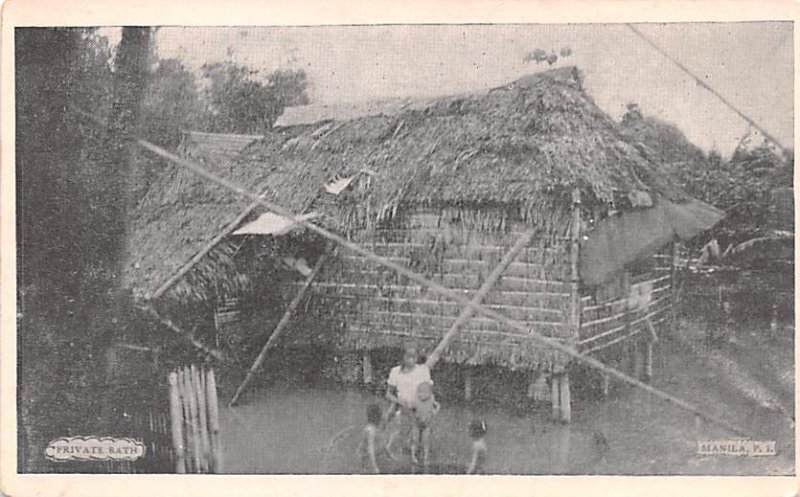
[568,188,581,342]
[229,253,329,406]
[206,368,222,473]
[184,366,202,473]
[149,195,265,301]
[552,188,582,423]
[193,365,211,472]
[425,229,537,369]
[168,371,186,474]
[140,305,226,361]
[132,135,751,437]
[178,368,194,473]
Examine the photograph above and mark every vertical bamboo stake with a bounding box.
[178,368,194,473]
[206,368,222,473]
[362,351,373,384]
[463,367,473,401]
[193,365,211,472]
[185,366,202,473]
[551,373,560,420]
[168,371,186,474]
[559,373,571,423]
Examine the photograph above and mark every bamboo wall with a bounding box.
[578,258,673,354]
[299,209,573,370]
[273,208,677,372]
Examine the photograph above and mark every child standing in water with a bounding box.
[409,381,440,467]
[385,343,433,464]
[466,419,488,475]
[358,404,385,474]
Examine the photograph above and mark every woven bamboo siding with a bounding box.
[302,211,571,370]
[578,271,672,353]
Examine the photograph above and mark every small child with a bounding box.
[358,403,384,474]
[466,419,488,475]
[409,381,440,467]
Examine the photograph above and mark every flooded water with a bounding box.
[217,323,794,475]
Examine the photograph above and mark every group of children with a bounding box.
[358,343,488,474]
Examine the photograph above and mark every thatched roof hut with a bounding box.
[125,66,723,372]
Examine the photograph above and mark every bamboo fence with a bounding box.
[168,367,222,473]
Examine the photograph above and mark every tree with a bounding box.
[132,58,202,203]
[141,58,201,148]
[199,57,309,133]
[619,102,794,249]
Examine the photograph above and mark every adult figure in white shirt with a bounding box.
[384,343,433,462]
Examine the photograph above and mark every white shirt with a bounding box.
[387,364,432,405]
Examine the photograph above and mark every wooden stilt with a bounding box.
[205,369,222,473]
[601,372,610,397]
[527,370,537,398]
[362,351,373,384]
[643,342,654,382]
[632,340,644,380]
[168,371,186,474]
[559,373,571,423]
[464,367,473,401]
[551,373,560,420]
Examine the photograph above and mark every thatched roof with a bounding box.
[125,66,696,302]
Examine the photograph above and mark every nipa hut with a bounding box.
[125,67,724,421]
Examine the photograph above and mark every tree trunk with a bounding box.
[97,27,152,427]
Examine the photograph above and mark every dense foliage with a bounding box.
[199,59,309,134]
[15,27,311,472]
[619,103,794,248]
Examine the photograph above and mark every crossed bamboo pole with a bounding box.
[228,252,330,406]
[135,138,751,437]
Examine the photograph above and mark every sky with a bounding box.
[98,23,793,157]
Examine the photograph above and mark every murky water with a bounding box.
[217,327,794,475]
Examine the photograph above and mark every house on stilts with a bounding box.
[124,66,724,421]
